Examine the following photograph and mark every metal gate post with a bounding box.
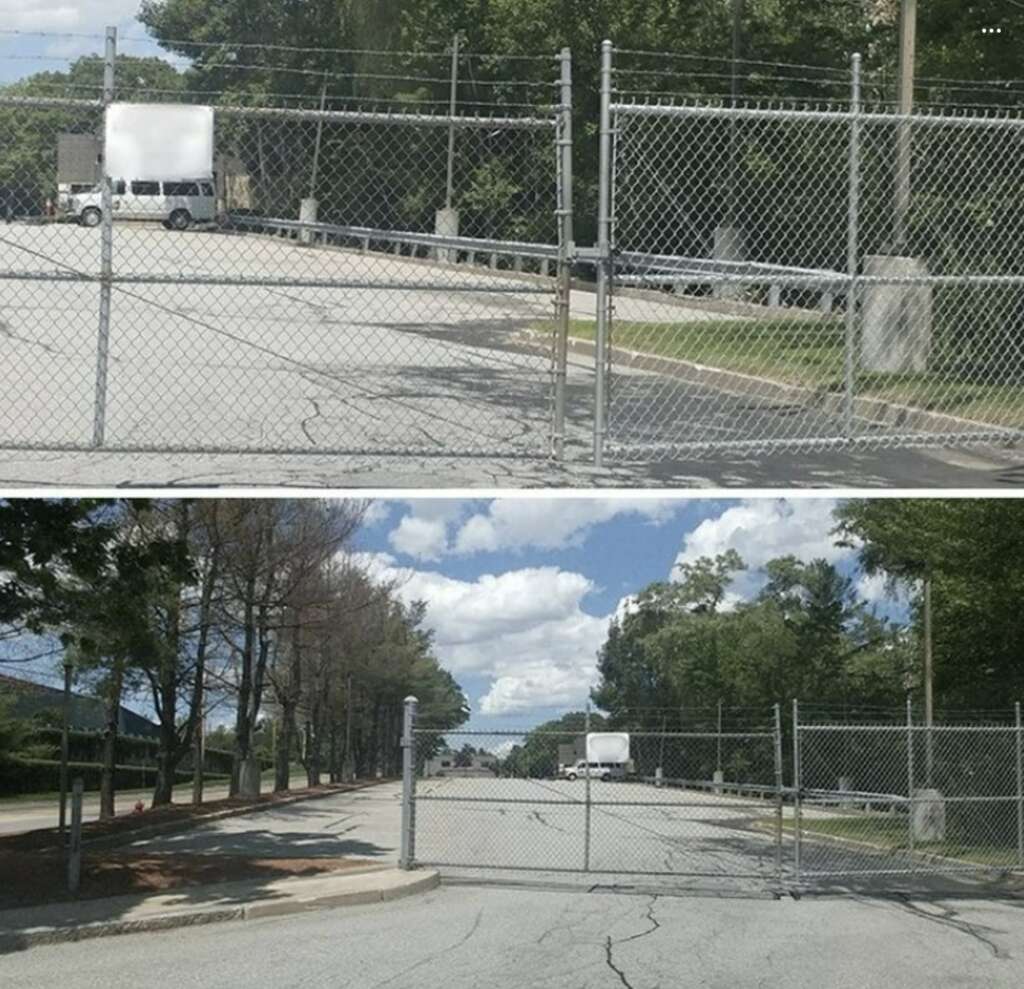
[91,25,117,448]
[553,47,575,461]
[906,697,916,866]
[400,695,418,870]
[583,702,592,871]
[843,53,862,437]
[593,40,614,469]
[1016,701,1023,869]
[792,699,802,883]
[773,703,784,882]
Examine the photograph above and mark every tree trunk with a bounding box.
[99,662,124,820]
[153,738,177,806]
[274,709,294,793]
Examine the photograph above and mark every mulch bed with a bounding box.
[0,851,369,909]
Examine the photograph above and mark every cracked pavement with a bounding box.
[5,882,1023,988]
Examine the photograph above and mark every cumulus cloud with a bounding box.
[386,498,681,561]
[3,1,144,32]
[356,552,608,716]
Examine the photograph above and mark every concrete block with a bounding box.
[435,207,459,264]
[861,255,933,374]
[911,788,946,843]
[713,225,746,301]
[299,198,318,246]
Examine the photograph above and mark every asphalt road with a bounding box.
[2,223,1021,487]
[4,881,1023,988]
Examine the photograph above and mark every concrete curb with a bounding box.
[82,779,394,851]
[0,868,439,953]
[551,333,1021,445]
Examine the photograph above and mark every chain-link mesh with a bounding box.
[603,79,1024,460]
[411,726,783,883]
[797,724,1024,878]
[0,77,566,456]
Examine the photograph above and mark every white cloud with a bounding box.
[856,571,889,605]
[386,497,681,561]
[1,1,144,32]
[356,552,608,716]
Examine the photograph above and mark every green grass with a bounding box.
[542,318,1024,427]
[780,816,1022,868]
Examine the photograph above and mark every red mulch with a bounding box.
[0,850,368,909]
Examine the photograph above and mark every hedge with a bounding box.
[0,757,230,798]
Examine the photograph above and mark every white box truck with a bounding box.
[559,733,630,781]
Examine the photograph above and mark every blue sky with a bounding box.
[1,497,909,735]
[0,3,174,86]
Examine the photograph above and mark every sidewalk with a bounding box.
[0,865,439,953]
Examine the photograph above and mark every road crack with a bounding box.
[894,897,1012,960]
[603,896,662,989]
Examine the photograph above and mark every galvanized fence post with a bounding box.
[553,47,575,461]
[91,25,117,449]
[773,703,784,882]
[400,695,418,870]
[1016,701,1023,870]
[792,699,802,883]
[583,703,592,872]
[593,40,614,469]
[843,52,862,437]
[906,696,916,865]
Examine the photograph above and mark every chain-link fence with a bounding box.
[407,709,785,884]
[0,31,572,458]
[399,700,1024,890]
[595,45,1024,463]
[795,703,1024,880]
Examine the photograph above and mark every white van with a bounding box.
[71,178,216,230]
[559,761,626,782]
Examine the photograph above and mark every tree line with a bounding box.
[0,499,468,815]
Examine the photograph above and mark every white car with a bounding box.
[559,761,625,782]
[71,178,216,230]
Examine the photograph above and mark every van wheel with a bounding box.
[601,773,611,782]
[566,773,577,781]
[80,208,102,228]
[169,209,192,231]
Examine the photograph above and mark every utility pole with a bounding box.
[309,72,328,200]
[342,671,355,782]
[59,658,74,844]
[893,0,917,251]
[445,33,461,211]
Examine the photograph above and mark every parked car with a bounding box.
[559,761,626,782]
[70,178,216,230]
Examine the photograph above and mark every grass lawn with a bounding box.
[781,816,1022,869]
[543,318,1024,427]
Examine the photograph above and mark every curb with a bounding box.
[550,333,1021,447]
[0,869,439,953]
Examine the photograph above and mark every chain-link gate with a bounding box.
[402,701,786,887]
[0,31,573,459]
[793,702,1024,882]
[593,43,1024,464]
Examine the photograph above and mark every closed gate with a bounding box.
[403,703,787,888]
[593,43,1024,464]
[0,34,573,459]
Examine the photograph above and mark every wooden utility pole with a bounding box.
[893,0,917,251]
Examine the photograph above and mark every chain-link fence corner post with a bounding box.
[400,695,419,870]
[773,703,784,883]
[906,695,916,867]
[792,698,802,884]
[91,24,117,449]
[583,702,592,872]
[1016,701,1023,870]
[552,46,575,461]
[593,40,615,469]
[843,52,862,438]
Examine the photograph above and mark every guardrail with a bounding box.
[615,249,845,315]
[225,214,562,279]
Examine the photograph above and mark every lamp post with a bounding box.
[59,657,73,843]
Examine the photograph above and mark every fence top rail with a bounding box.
[0,94,102,111]
[612,99,1024,131]
[213,102,557,129]
[414,728,776,739]
[800,723,1023,733]
[616,249,842,282]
